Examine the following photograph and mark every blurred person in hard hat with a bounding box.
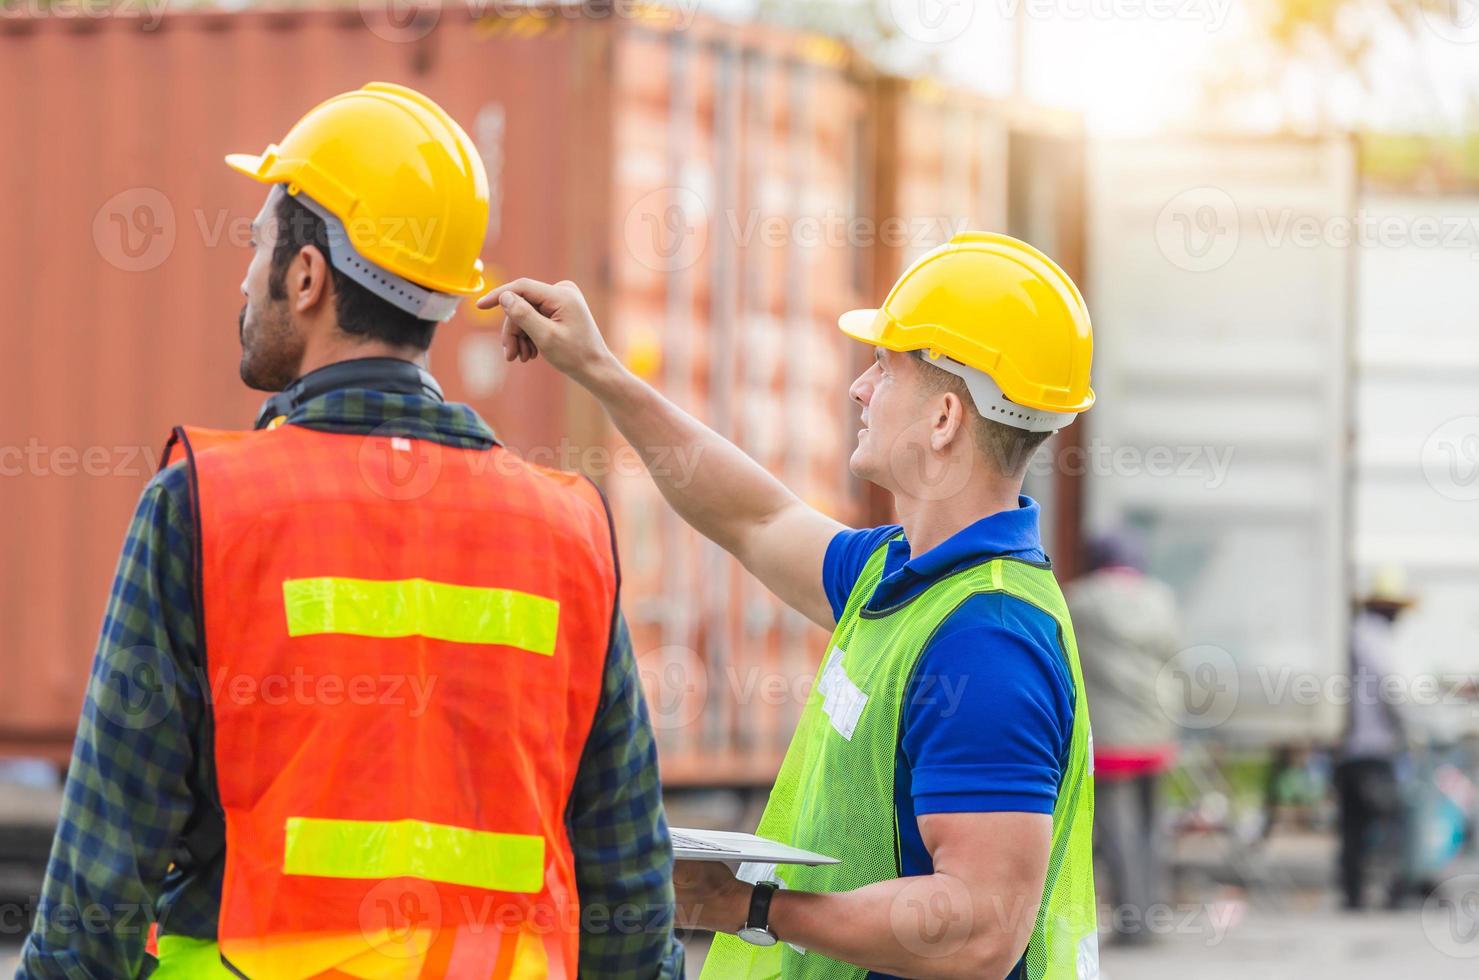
[485,234,1097,979]
[1335,567,1418,912]
[1064,530,1180,946]
[18,84,682,980]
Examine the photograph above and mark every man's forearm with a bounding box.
[764,875,1029,980]
[489,278,840,626]
[20,475,200,978]
[582,359,800,560]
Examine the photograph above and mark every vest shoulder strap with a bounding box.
[159,425,260,472]
[835,531,902,623]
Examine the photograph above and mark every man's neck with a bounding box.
[892,477,1022,557]
[296,337,429,379]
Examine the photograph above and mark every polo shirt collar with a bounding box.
[869,496,1047,612]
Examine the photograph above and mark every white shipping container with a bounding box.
[1084,137,1357,743]
[1354,193,1479,740]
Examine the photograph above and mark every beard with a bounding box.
[239,299,304,392]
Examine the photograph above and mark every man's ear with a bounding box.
[289,244,332,315]
[931,390,969,452]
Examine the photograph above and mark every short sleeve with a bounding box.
[821,525,902,622]
[902,592,1076,815]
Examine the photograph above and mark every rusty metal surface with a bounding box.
[1,7,1081,786]
[602,20,872,785]
[0,6,612,755]
[0,7,875,786]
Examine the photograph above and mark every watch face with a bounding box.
[736,926,778,947]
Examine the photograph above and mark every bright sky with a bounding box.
[946,0,1244,135]
[701,0,1479,135]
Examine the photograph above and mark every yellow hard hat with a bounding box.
[839,232,1094,429]
[1362,566,1417,609]
[226,82,489,319]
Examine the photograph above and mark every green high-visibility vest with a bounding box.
[151,935,235,977]
[703,538,1098,979]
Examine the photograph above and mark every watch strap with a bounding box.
[744,880,779,934]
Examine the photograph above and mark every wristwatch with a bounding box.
[735,880,780,946]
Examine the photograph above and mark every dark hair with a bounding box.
[268,191,437,351]
[1085,529,1146,573]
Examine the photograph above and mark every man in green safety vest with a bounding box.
[485,231,1099,979]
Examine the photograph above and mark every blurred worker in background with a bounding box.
[486,233,1098,979]
[19,84,681,979]
[1065,530,1181,946]
[1334,567,1417,912]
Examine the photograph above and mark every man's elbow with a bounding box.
[923,934,1026,980]
[978,936,1031,980]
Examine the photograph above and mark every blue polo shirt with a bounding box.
[821,497,1074,980]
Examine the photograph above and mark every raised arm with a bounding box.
[481,279,842,629]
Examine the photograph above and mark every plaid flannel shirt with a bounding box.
[17,385,684,979]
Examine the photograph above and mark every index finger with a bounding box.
[476,277,563,311]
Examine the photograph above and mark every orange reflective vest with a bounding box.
[159,422,616,979]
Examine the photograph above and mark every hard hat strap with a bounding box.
[922,354,1077,433]
[269,185,462,323]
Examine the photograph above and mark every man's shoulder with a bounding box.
[822,524,904,620]
[933,587,1063,645]
[918,591,1074,705]
[830,524,904,561]
[135,453,194,526]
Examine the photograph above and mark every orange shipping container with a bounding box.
[0,7,874,785]
[603,24,873,785]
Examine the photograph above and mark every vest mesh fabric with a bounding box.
[702,539,1097,979]
[162,424,613,980]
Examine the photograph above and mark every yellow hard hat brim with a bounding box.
[838,307,899,349]
[225,152,272,182]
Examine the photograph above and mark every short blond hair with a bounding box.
[911,351,1053,477]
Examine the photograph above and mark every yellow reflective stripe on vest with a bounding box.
[283,817,546,893]
[282,576,560,654]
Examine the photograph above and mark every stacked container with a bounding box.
[0,6,1088,783]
